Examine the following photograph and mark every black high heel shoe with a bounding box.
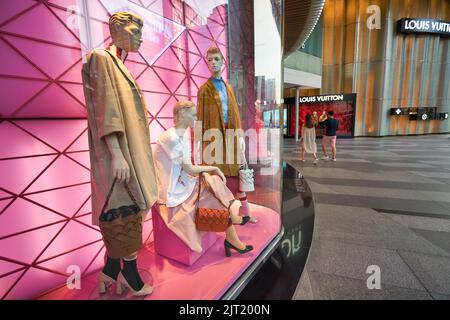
[224,239,253,257]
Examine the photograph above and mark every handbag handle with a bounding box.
[100,178,139,214]
[195,171,204,211]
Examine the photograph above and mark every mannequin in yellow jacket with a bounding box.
[196,47,256,223]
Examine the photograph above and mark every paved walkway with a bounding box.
[283,134,450,300]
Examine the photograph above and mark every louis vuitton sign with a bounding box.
[397,18,450,37]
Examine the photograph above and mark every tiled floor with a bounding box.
[284,134,450,300]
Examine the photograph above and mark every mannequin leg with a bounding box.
[225,225,246,250]
[225,177,257,223]
[237,191,249,214]
[237,191,257,223]
[99,255,121,294]
[102,256,121,280]
[229,201,243,224]
[121,253,145,291]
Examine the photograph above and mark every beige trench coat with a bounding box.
[82,48,158,226]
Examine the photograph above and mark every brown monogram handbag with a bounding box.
[98,178,142,259]
[195,172,232,232]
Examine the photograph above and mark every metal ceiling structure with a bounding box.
[284,0,325,57]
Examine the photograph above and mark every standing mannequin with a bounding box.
[196,47,256,223]
[82,11,157,296]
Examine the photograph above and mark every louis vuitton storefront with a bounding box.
[322,0,449,136]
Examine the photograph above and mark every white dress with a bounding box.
[302,126,317,154]
[152,127,235,252]
[153,127,196,207]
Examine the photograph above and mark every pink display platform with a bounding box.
[38,204,280,300]
[151,205,217,266]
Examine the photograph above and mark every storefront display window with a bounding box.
[0,0,283,299]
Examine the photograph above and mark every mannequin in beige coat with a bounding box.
[82,12,156,297]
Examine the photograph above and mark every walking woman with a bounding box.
[301,114,318,164]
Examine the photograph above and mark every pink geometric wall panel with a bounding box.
[37,221,102,261]
[24,184,92,214]
[66,151,90,169]
[0,122,55,158]
[0,222,67,264]
[14,120,87,151]
[0,155,57,194]
[26,156,90,192]
[0,199,65,238]
[67,132,89,152]
[0,259,24,277]
[4,267,68,300]
[0,0,229,299]
[0,78,50,117]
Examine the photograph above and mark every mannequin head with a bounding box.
[109,11,143,52]
[173,101,197,128]
[206,47,224,78]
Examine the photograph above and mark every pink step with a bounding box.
[151,205,217,266]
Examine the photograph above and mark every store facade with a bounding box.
[322,0,449,136]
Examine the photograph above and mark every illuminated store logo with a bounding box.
[391,107,448,121]
[299,94,345,103]
[390,107,407,115]
[397,18,450,37]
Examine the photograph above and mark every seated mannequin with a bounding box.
[152,101,253,256]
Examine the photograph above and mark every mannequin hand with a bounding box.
[112,154,130,184]
[212,167,226,183]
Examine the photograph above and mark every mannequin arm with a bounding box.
[181,162,226,182]
[104,133,130,184]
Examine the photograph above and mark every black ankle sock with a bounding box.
[102,257,121,280]
[122,259,144,291]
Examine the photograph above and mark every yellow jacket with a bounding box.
[197,79,243,176]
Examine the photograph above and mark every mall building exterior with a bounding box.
[285,0,449,137]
